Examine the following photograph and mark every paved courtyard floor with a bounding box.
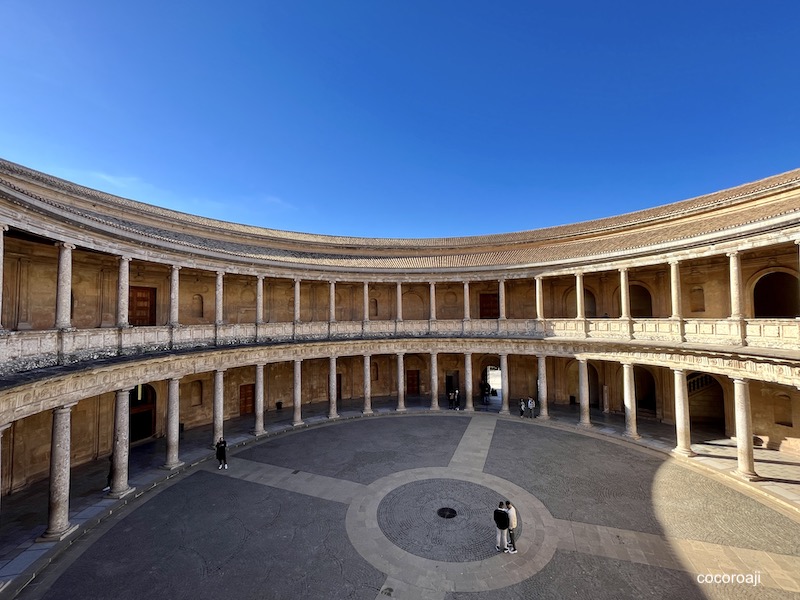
[3,409,800,600]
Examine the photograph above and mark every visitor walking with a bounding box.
[527,397,536,418]
[493,501,510,552]
[519,398,525,417]
[505,501,518,553]
[216,437,228,469]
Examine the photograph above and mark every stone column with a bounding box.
[463,281,471,320]
[328,355,339,419]
[254,363,265,435]
[499,353,510,415]
[464,353,474,412]
[535,276,545,320]
[116,256,131,327]
[169,265,181,326]
[429,282,436,320]
[363,354,373,415]
[537,355,549,419]
[622,363,640,439]
[294,279,301,323]
[578,359,591,427]
[55,242,74,329]
[396,282,403,321]
[213,369,225,444]
[732,378,759,480]
[498,279,506,320]
[363,282,370,322]
[215,271,224,325]
[329,281,336,322]
[110,389,135,498]
[575,272,585,319]
[0,423,9,513]
[164,378,183,469]
[256,276,265,324]
[396,353,406,412]
[728,252,743,319]
[619,268,630,319]
[430,352,439,410]
[0,225,6,327]
[669,260,685,341]
[672,369,695,456]
[293,359,304,426]
[40,403,79,540]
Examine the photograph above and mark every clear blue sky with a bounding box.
[1,1,798,238]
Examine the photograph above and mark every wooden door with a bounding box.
[406,369,420,395]
[129,286,157,326]
[239,384,255,415]
[479,293,499,319]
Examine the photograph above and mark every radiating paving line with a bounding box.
[210,459,367,504]
[554,519,800,593]
[448,414,498,471]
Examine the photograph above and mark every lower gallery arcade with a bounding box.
[0,159,799,545]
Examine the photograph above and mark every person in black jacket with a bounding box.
[493,501,510,552]
[216,437,228,470]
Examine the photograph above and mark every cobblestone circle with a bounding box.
[377,478,514,561]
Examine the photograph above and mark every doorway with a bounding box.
[129,384,156,442]
[239,384,254,415]
[129,286,157,326]
[406,369,420,396]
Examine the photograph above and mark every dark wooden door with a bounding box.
[406,369,420,395]
[129,286,157,326]
[479,293,500,319]
[239,384,255,415]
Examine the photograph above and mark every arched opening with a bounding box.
[129,384,156,442]
[565,288,598,318]
[687,373,726,435]
[753,272,800,317]
[633,366,656,415]
[630,285,653,317]
[567,361,600,407]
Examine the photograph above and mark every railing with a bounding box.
[1,317,796,377]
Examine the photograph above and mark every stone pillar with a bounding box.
[55,242,74,329]
[110,389,135,498]
[254,363,265,435]
[363,282,370,321]
[728,252,743,319]
[213,369,225,444]
[535,276,545,320]
[732,378,759,480]
[293,359,304,426]
[498,279,506,320]
[622,363,640,439]
[463,281,471,320]
[329,281,336,322]
[164,378,183,469]
[363,354,373,415]
[578,359,591,427]
[499,353,510,415]
[464,353,474,412]
[669,260,685,341]
[396,353,406,412]
[429,282,436,320]
[619,268,630,319]
[328,355,339,419]
[537,355,549,419]
[117,256,131,327]
[294,279,301,323]
[169,265,181,326]
[0,423,9,513]
[0,225,6,327]
[672,369,695,456]
[575,272,585,319]
[40,403,79,540]
[430,352,439,410]
[215,271,224,325]
[256,276,265,324]
[396,282,403,321]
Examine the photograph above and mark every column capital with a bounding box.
[56,401,79,411]
[672,367,686,375]
[169,376,181,383]
[171,264,182,272]
[119,255,132,264]
[0,224,8,233]
[216,270,226,277]
[668,258,680,266]
[618,266,628,274]
[57,241,76,250]
[732,376,749,384]
[726,250,740,258]
[257,274,265,281]
[215,367,228,374]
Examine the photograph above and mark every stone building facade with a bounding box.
[0,158,798,540]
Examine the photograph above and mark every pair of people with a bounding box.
[518,397,536,418]
[492,500,518,553]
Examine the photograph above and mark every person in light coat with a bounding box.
[505,500,518,553]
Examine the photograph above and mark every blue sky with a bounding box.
[1,1,798,238]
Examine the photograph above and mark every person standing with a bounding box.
[493,501,510,552]
[103,453,115,492]
[527,397,536,418]
[519,398,525,417]
[454,389,460,411]
[215,437,228,469]
[505,501,519,553]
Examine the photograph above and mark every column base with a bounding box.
[108,486,136,499]
[577,421,594,428]
[731,469,761,482]
[292,420,305,428]
[499,409,510,416]
[672,447,696,458]
[251,429,266,437]
[161,461,185,471]
[623,431,642,440]
[395,407,407,414]
[328,413,340,420]
[464,407,475,413]
[362,409,374,416]
[37,523,79,543]
[537,414,551,421]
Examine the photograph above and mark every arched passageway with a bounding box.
[753,272,800,317]
[687,373,726,436]
[129,384,157,442]
[634,367,656,416]
[630,285,653,318]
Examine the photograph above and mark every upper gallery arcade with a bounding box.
[0,158,799,540]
